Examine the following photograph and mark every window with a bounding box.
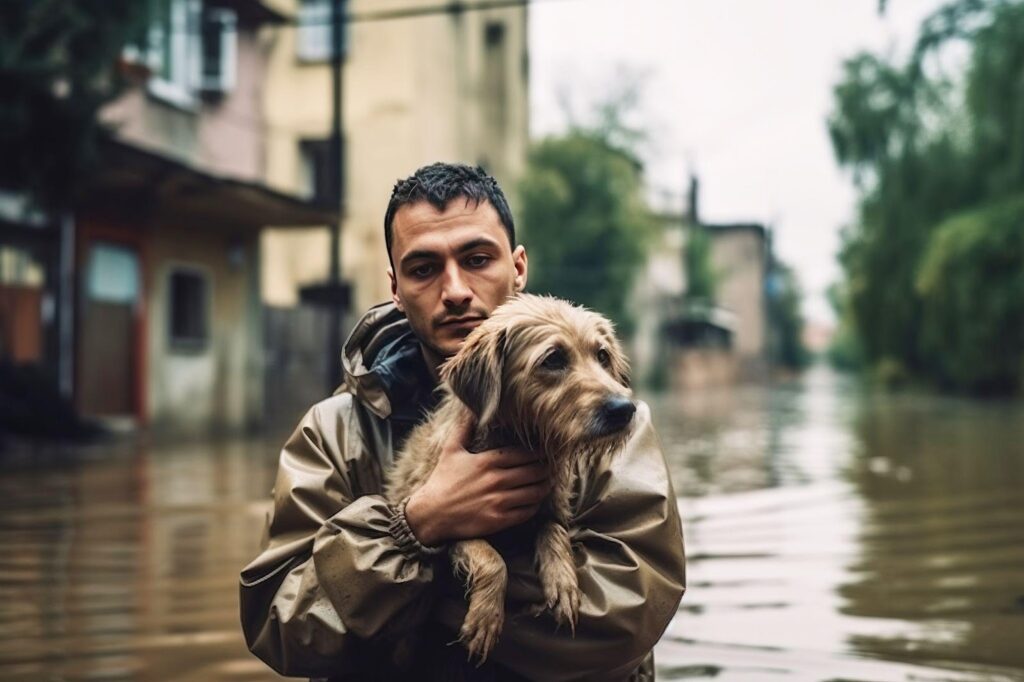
[168,267,209,350]
[297,0,348,62]
[482,21,509,138]
[87,244,139,304]
[199,8,237,94]
[145,0,202,107]
[0,246,45,287]
[299,139,337,206]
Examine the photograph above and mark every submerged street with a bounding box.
[1,366,1023,681]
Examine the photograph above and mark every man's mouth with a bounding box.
[439,316,485,328]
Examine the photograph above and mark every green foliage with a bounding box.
[916,196,1024,393]
[519,131,656,337]
[0,0,153,209]
[767,263,810,370]
[684,226,717,302]
[828,0,1024,394]
[825,282,865,371]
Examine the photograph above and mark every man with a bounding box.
[240,163,685,681]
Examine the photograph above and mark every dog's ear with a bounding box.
[441,327,507,432]
[604,327,632,388]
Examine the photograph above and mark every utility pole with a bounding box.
[326,0,346,393]
[301,0,350,394]
[301,0,535,393]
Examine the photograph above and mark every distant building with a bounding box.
[0,1,331,433]
[701,221,770,376]
[635,177,772,387]
[259,0,530,315]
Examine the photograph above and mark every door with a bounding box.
[77,241,141,417]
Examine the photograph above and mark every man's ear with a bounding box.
[387,267,404,312]
[440,327,506,432]
[512,245,528,292]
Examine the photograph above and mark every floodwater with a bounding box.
[0,365,1022,681]
[651,366,1024,681]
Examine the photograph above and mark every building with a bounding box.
[259,0,530,315]
[701,221,770,375]
[0,1,332,434]
[634,177,772,388]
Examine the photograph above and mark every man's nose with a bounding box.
[441,262,473,308]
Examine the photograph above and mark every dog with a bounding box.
[385,293,637,662]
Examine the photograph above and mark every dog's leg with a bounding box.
[450,539,508,663]
[535,520,581,632]
[535,460,582,630]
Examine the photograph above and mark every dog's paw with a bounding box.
[460,601,504,664]
[543,571,581,633]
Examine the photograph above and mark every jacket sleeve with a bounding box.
[434,400,686,681]
[238,393,438,677]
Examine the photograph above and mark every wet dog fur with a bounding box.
[385,294,637,662]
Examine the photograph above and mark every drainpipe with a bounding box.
[58,211,75,398]
[326,0,345,393]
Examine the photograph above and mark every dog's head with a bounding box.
[440,294,635,458]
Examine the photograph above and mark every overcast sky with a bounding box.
[529,0,949,324]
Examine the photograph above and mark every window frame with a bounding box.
[166,264,211,353]
[296,0,349,63]
[145,0,202,110]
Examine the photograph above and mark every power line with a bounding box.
[325,0,537,24]
[160,0,581,33]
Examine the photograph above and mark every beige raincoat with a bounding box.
[239,303,686,681]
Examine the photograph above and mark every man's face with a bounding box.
[388,198,527,364]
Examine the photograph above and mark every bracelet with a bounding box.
[388,496,446,558]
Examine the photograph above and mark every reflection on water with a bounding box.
[0,365,1022,680]
[651,365,1024,680]
[0,437,283,681]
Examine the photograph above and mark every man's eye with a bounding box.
[541,348,568,371]
[465,254,490,268]
[410,264,434,278]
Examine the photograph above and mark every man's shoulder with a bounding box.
[305,388,377,424]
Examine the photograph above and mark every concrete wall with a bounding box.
[102,29,270,182]
[92,11,281,431]
[144,222,263,432]
[260,0,530,313]
[708,227,767,369]
[630,222,685,385]
[672,348,738,390]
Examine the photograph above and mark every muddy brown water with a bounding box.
[1,365,1022,680]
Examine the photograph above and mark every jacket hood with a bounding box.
[338,302,436,420]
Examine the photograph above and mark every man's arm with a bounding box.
[238,392,555,677]
[238,394,439,677]
[433,401,686,681]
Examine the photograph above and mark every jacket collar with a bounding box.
[338,302,438,421]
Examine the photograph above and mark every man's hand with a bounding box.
[404,413,550,546]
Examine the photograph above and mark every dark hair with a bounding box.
[384,162,516,265]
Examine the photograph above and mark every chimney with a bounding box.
[686,174,700,225]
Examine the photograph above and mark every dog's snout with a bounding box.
[600,396,636,430]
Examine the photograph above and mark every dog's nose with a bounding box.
[601,396,636,430]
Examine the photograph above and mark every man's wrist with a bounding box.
[404,490,444,546]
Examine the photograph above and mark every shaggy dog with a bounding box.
[385,294,637,661]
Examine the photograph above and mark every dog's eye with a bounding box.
[597,348,612,368]
[541,348,568,371]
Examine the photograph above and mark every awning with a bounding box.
[84,139,337,228]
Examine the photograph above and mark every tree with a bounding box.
[518,102,656,337]
[828,0,1024,393]
[0,0,153,210]
[767,263,810,371]
[916,195,1024,393]
[684,226,717,303]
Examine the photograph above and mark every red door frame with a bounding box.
[75,215,148,424]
